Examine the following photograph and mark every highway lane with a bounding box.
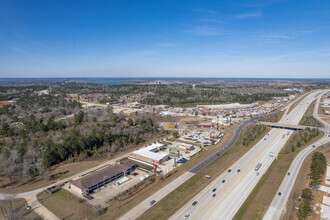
[171,90,321,220]
[263,90,330,220]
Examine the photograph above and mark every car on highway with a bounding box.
[222,180,225,183]
[212,194,216,197]
[256,172,260,176]
[192,201,198,206]
[228,169,232,173]
[237,169,241,172]
[213,188,217,192]
[184,214,190,219]
[150,200,156,205]
[288,172,291,175]
[313,145,316,148]
[278,192,282,196]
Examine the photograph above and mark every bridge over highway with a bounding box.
[258,121,319,130]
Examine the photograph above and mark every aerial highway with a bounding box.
[120,92,311,220]
[171,91,322,220]
[263,90,330,220]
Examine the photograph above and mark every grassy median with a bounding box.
[233,131,324,220]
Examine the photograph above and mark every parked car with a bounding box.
[184,214,190,219]
[222,180,225,183]
[212,188,217,192]
[288,172,291,176]
[150,200,156,205]
[212,194,216,197]
[26,206,31,210]
[237,169,241,172]
[132,172,138,176]
[278,192,282,196]
[228,169,232,173]
[192,201,198,206]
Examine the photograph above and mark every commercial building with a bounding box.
[129,142,169,165]
[69,160,137,195]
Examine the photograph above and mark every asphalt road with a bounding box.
[120,93,309,220]
[170,91,322,220]
[263,90,330,220]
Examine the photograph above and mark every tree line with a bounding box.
[283,128,319,153]
[242,124,267,147]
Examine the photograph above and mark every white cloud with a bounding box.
[235,12,262,19]
[185,26,222,36]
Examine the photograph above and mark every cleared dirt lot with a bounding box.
[0,101,11,106]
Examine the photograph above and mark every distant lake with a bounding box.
[90,81,129,85]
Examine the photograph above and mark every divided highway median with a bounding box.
[233,129,324,220]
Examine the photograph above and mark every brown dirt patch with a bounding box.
[0,101,11,106]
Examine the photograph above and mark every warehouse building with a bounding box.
[129,142,169,165]
[69,160,137,195]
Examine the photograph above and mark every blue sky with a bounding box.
[0,0,329,78]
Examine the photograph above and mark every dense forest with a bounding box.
[0,104,162,186]
[56,82,291,107]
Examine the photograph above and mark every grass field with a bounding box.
[233,131,324,220]
[0,198,41,220]
[136,125,270,220]
[37,189,95,219]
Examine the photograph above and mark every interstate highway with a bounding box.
[263,90,330,220]
[170,91,321,220]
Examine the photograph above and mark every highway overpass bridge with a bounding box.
[258,121,319,130]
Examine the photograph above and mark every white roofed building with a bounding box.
[129,142,169,165]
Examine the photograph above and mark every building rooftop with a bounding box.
[132,142,168,161]
[69,160,136,192]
